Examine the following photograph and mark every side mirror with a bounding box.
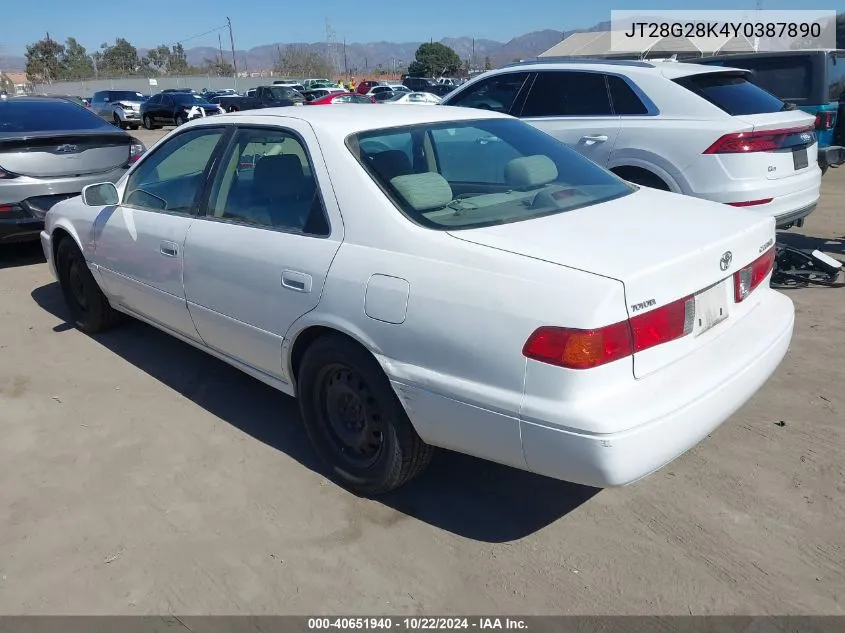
[82,182,119,206]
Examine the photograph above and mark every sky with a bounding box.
[1,0,840,55]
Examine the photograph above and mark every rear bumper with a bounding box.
[0,167,128,208]
[519,290,794,487]
[0,216,44,243]
[818,145,845,170]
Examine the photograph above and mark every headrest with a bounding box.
[390,172,453,212]
[254,154,304,197]
[504,155,558,188]
[368,150,413,181]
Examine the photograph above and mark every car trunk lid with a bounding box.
[731,111,818,180]
[448,187,776,378]
[0,131,131,178]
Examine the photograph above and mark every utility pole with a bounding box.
[218,33,224,67]
[226,16,238,90]
[343,38,348,78]
[471,38,475,71]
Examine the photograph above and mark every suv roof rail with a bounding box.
[502,57,655,69]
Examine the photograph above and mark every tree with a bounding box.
[145,45,171,73]
[60,37,94,80]
[202,56,235,77]
[408,42,461,78]
[166,43,189,75]
[274,45,333,78]
[25,37,65,83]
[101,38,138,76]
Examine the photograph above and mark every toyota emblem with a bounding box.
[719,251,733,271]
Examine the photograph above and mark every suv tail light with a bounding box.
[703,126,814,154]
[522,295,695,370]
[734,247,775,302]
[128,139,145,165]
[815,111,835,131]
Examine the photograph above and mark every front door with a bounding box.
[92,125,228,340]
[515,71,621,167]
[183,123,343,381]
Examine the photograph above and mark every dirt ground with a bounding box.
[0,130,843,615]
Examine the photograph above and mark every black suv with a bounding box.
[401,77,454,97]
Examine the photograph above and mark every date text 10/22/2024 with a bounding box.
[307,618,529,630]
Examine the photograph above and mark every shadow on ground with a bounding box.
[777,231,845,257]
[0,242,46,269]
[31,281,598,542]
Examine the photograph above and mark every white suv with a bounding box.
[441,59,821,229]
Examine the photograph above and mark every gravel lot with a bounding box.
[0,130,843,615]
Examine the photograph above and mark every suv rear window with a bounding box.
[0,98,113,133]
[674,72,785,115]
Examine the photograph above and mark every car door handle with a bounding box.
[580,135,608,144]
[282,270,312,293]
[160,241,178,257]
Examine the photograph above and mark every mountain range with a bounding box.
[0,22,611,75]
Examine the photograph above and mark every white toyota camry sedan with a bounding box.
[40,105,795,495]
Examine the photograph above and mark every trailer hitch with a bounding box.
[771,241,844,288]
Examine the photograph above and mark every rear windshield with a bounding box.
[347,118,633,231]
[674,72,785,115]
[172,93,212,105]
[111,91,145,101]
[0,99,112,133]
[700,56,814,101]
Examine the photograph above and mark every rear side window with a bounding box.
[674,72,785,115]
[521,72,612,117]
[827,52,845,101]
[0,99,112,133]
[607,75,649,115]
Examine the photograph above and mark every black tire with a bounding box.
[297,334,434,495]
[55,238,121,333]
[175,113,187,126]
[113,114,124,129]
[143,114,155,130]
[612,167,670,191]
[130,125,139,130]
[227,105,239,113]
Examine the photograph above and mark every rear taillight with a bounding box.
[814,111,835,131]
[703,126,814,154]
[522,295,695,370]
[128,140,145,164]
[733,247,775,303]
[0,204,15,214]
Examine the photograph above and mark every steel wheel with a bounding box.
[315,363,385,469]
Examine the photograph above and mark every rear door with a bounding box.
[514,71,621,166]
[182,123,342,380]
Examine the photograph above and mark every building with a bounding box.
[0,72,32,95]
[539,30,759,61]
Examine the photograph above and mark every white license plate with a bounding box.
[693,281,729,336]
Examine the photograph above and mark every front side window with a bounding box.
[124,127,225,213]
[347,118,633,230]
[520,71,613,117]
[205,127,329,235]
[446,72,530,114]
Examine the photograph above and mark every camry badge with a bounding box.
[719,251,733,271]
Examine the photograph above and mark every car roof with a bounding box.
[495,58,747,80]
[192,103,509,135]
